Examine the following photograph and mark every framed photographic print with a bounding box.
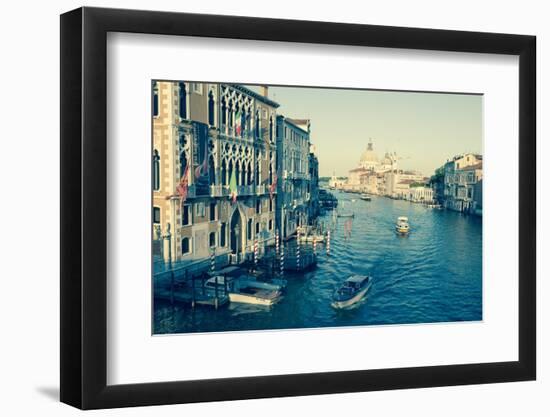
[60,6,536,409]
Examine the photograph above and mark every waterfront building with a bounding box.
[276,116,312,239]
[153,81,279,267]
[342,140,425,198]
[408,184,434,203]
[383,169,424,198]
[308,146,320,219]
[328,172,345,189]
[442,153,483,214]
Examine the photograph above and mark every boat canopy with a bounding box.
[397,216,409,222]
[345,275,369,285]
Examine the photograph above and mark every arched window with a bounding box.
[209,156,215,185]
[269,117,273,141]
[221,159,227,186]
[255,111,260,138]
[220,223,226,247]
[153,82,159,117]
[247,219,253,240]
[241,163,246,185]
[255,161,260,186]
[178,82,187,119]
[221,98,227,127]
[208,91,215,126]
[228,100,234,129]
[247,161,252,185]
[246,111,251,137]
[181,237,190,255]
[240,109,246,137]
[209,232,216,248]
[228,160,233,186]
[235,162,241,186]
[153,150,160,190]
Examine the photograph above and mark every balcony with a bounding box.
[210,185,229,197]
[286,171,310,181]
[219,125,254,142]
[237,185,255,195]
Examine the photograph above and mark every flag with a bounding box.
[269,172,278,200]
[235,109,242,136]
[194,137,208,179]
[229,168,238,204]
[176,164,190,206]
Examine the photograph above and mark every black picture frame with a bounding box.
[60,6,536,410]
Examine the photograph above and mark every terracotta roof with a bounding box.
[286,118,310,125]
[460,162,483,171]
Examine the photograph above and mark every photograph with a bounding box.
[152,81,483,335]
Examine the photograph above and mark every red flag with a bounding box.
[269,172,278,200]
[176,165,190,206]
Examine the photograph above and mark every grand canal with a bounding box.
[154,190,482,334]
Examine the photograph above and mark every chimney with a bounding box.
[260,85,269,98]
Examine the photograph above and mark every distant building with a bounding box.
[342,140,425,198]
[409,184,434,203]
[308,149,320,220]
[443,153,483,214]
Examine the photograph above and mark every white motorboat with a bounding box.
[331,275,373,309]
[395,216,410,234]
[204,275,282,306]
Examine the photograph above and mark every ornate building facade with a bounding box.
[152,81,279,266]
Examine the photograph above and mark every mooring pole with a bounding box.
[280,239,285,275]
[254,234,259,270]
[296,234,301,271]
[210,248,216,273]
[327,230,331,257]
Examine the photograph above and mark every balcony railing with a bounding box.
[210,185,229,197]
[237,185,255,195]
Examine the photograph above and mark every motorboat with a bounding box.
[204,275,282,306]
[360,194,372,201]
[395,216,410,234]
[298,233,325,243]
[331,275,373,309]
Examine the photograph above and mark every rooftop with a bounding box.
[459,162,483,171]
[230,84,280,108]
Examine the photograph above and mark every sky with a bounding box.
[249,84,483,178]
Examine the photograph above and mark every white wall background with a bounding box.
[0,0,545,415]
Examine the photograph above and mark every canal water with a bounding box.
[154,190,482,334]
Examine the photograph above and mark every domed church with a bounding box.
[359,139,379,170]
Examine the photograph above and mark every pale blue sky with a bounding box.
[249,85,483,177]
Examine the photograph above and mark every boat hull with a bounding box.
[228,292,280,306]
[331,282,371,309]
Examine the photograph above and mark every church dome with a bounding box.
[359,140,378,168]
